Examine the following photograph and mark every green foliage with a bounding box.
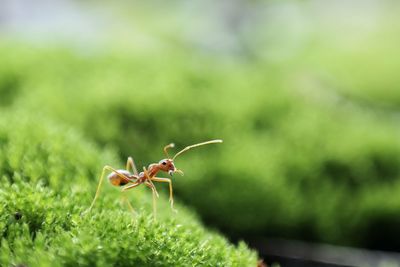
[1,37,400,250]
[0,111,257,266]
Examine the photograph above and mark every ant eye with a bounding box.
[162,161,167,165]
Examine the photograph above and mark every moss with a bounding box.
[2,42,400,249]
[0,111,257,266]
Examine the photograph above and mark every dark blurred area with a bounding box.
[1,0,400,266]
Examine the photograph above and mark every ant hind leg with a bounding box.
[83,166,133,216]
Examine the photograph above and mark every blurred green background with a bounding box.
[2,0,400,253]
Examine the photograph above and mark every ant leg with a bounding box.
[123,195,136,214]
[121,184,141,220]
[143,167,159,197]
[142,167,160,219]
[121,191,137,217]
[121,181,141,191]
[145,181,158,220]
[126,156,138,176]
[84,165,110,214]
[121,182,145,223]
[83,166,134,215]
[150,177,177,213]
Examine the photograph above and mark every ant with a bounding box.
[84,139,222,218]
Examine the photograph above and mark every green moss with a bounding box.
[2,41,400,249]
[0,111,257,266]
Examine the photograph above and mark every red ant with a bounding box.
[84,140,222,218]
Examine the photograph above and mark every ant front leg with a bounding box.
[150,177,177,213]
[126,156,138,176]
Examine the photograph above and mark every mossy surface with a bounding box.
[0,111,257,266]
[2,38,400,250]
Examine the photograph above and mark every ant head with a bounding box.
[161,139,223,176]
[158,158,177,176]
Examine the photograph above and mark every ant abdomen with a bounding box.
[108,170,131,186]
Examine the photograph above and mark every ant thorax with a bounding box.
[147,163,160,177]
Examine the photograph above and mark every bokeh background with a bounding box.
[1,0,400,266]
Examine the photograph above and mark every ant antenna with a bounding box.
[164,143,175,158]
[172,139,223,161]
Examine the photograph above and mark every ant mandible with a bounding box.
[84,139,222,218]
